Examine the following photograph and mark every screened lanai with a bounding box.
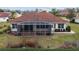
[16,21,52,35]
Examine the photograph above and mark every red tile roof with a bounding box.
[11,12,68,23]
[0,12,10,17]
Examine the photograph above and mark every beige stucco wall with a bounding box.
[0,17,8,22]
[10,24,18,32]
[51,23,68,33]
[75,19,79,23]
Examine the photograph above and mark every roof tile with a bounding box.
[11,12,68,23]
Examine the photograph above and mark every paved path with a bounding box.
[53,30,75,34]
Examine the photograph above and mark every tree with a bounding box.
[66,26,71,32]
[15,10,21,14]
[35,8,39,12]
[76,8,79,13]
[10,11,17,19]
[66,8,76,19]
[0,9,4,12]
[3,9,11,12]
[49,8,59,15]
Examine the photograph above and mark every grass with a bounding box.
[0,22,10,27]
[0,48,78,51]
[70,23,79,33]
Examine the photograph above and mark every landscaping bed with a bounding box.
[0,22,10,34]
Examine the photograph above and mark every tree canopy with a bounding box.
[10,11,17,19]
[66,8,76,19]
[49,8,59,15]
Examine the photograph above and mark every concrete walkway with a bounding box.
[64,18,70,22]
[53,30,75,34]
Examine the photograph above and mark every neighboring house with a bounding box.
[58,9,69,16]
[15,13,22,18]
[13,12,22,18]
[10,11,69,35]
[73,13,79,23]
[0,12,10,22]
[10,12,22,19]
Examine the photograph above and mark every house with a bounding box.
[73,13,79,23]
[10,11,69,35]
[0,12,10,22]
[15,13,22,18]
[58,9,69,16]
[10,12,22,19]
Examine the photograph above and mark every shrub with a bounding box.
[0,31,4,34]
[0,28,5,34]
[47,46,50,48]
[0,26,3,29]
[66,26,71,32]
[25,40,38,48]
[25,41,36,48]
[38,45,42,48]
[70,19,75,23]
[6,41,24,48]
[0,26,10,34]
[55,29,60,32]
[60,41,73,48]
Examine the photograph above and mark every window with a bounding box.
[12,24,17,28]
[36,25,45,28]
[36,25,51,29]
[46,25,49,28]
[37,25,40,28]
[24,25,33,32]
[41,25,45,28]
[58,24,64,28]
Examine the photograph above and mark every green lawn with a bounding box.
[0,48,78,51]
[70,23,79,33]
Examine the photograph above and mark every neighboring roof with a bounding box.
[74,13,79,19]
[0,12,10,17]
[11,11,68,23]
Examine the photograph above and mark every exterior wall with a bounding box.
[64,24,67,29]
[0,17,9,22]
[11,28,17,32]
[11,22,68,35]
[75,19,79,23]
[51,23,67,33]
[10,24,18,32]
[55,24,58,29]
[51,24,55,33]
[55,23,67,29]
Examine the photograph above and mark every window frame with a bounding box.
[58,24,64,28]
[12,24,17,28]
